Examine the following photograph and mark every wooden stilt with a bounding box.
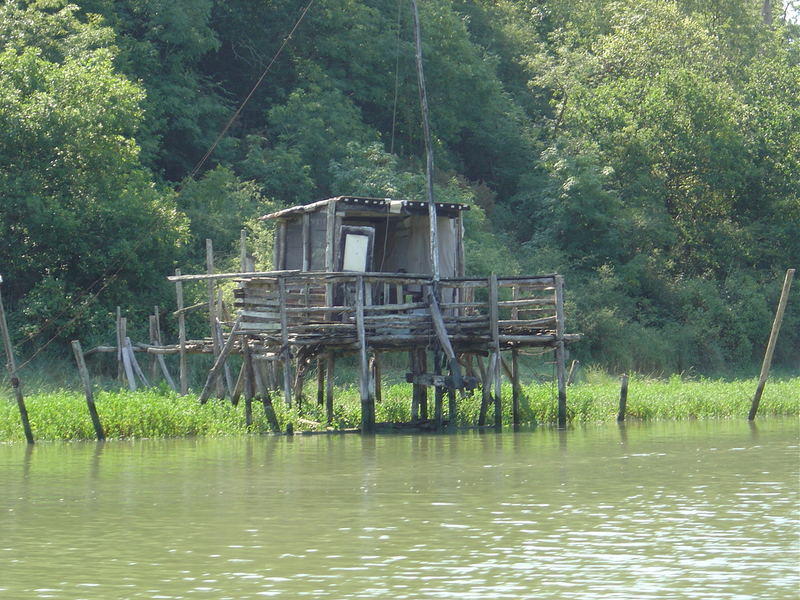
[116,307,123,383]
[326,354,335,425]
[750,268,795,420]
[175,269,188,395]
[316,358,325,405]
[278,277,293,408]
[476,354,490,427]
[511,348,521,426]
[71,340,105,441]
[410,350,420,421]
[617,374,629,423]
[555,275,567,428]
[261,390,281,433]
[206,239,224,398]
[0,280,34,444]
[434,349,444,430]
[489,274,502,430]
[292,357,306,410]
[355,276,374,433]
[447,384,457,430]
[371,353,382,404]
[242,343,254,427]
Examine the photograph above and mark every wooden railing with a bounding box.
[233,271,569,351]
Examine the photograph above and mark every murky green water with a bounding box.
[1,419,798,599]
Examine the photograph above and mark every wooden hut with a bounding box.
[170,195,578,432]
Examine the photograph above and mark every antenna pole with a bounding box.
[411,0,440,282]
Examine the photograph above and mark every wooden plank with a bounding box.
[71,340,105,441]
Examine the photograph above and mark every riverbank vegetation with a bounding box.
[1,375,797,442]
[0,0,798,376]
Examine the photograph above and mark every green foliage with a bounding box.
[0,0,796,373]
[0,0,187,348]
[1,376,797,441]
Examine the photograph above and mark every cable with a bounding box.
[188,0,317,181]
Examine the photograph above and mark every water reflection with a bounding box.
[0,419,797,599]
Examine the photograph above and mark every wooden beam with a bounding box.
[199,318,241,404]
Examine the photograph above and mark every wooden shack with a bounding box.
[169,195,578,433]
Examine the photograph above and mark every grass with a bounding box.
[1,373,797,442]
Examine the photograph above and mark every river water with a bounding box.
[1,419,797,599]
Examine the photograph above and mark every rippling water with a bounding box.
[1,419,797,599]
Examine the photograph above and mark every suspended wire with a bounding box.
[389,0,402,155]
[188,0,317,181]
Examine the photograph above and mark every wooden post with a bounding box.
[326,354,335,425]
[119,318,136,391]
[371,353,383,404]
[240,229,248,272]
[476,354,490,427]
[410,350,420,421]
[292,357,306,410]
[149,315,159,382]
[242,343,254,427]
[411,0,440,281]
[617,374,629,423]
[433,349,444,430]
[126,337,149,387]
[750,268,795,420]
[355,276,375,433]
[447,384,457,430]
[567,360,579,386]
[277,221,287,270]
[489,273,502,430]
[511,348,521,426]
[206,239,224,398]
[278,277,293,407]
[302,213,310,271]
[316,358,325,405]
[174,269,189,395]
[0,279,34,444]
[217,290,234,396]
[71,340,105,441]
[555,275,567,428]
[115,306,123,382]
[325,200,336,313]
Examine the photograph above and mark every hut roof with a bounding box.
[259,196,470,221]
